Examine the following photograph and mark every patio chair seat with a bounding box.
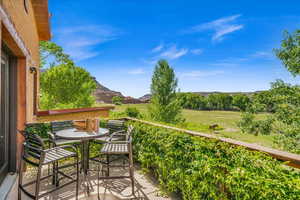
[101,143,128,154]
[44,147,77,164]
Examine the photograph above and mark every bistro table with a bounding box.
[56,128,109,194]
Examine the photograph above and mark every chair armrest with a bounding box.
[111,130,126,136]
[42,138,51,144]
[109,130,126,140]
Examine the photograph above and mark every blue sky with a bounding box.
[49,0,300,98]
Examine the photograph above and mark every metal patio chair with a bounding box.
[97,125,135,196]
[18,130,79,200]
[90,120,126,164]
[49,121,82,185]
[49,120,81,147]
[93,120,126,143]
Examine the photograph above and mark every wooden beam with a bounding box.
[36,107,114,122]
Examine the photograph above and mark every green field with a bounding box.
[113,103,274,147]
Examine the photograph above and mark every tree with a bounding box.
[275,30,300,76]
[40,41,74,68]
[39,41,96,110]
[232,94,250,111]
[207,93,233,110]
[112,96,123,105]
[149,59,183,123]
[177,92,207,110]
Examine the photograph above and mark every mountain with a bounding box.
[92,77,142,104]
[139,94,151,103]
[92,77,124,103]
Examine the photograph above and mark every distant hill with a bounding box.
[139,94,151,103]
[194,91,263,97]
[92,77,143,104]
[92,77,264,104]
[138,91,264,103]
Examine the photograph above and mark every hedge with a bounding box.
[129,121,300,200]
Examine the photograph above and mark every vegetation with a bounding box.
[113,104,273,147]
[112,96,123,105]
[39,41,96,110]
[232,94,251,111]
[149,59,183,123]
[237,112,273,136]
[177,92,207,110]
[275,30,300,76]
[131,121,300,200]
[177,92,251,111]
[236,30,300,154]
[124,107,141,118]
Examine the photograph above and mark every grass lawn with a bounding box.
[113,103,275,148]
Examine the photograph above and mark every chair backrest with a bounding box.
[126,125,134,142]
[51,120,74,133]
[107,120,125,133]
[23,130,45,163]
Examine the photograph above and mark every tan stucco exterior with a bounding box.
[0,0,50,123]
[0,0,50,173]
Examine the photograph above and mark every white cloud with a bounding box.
[180,70,225,78]
[191,49,203,55]
[184,14,243,42]
[160,45,188,60]
[251,51,274,59]
[152,44,164,53]
[128,68,146,75]
[54,25,120,61]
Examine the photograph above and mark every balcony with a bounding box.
[8,162,178,200]
[7,118,300,200]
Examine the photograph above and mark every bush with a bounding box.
[237,112,273,135]
[237,112,258,134]
[125,107,141,118]
[130,121,300,200]
[112,96,123,105]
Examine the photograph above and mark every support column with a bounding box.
[16,58,26,171]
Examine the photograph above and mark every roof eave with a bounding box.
[32,0,51,41]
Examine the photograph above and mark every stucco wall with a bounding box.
[1,0,40,63]
[1,0,41,122]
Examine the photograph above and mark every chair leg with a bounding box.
[18,156,24,200]
[76,156,79,200]
[35,165,43,200]
[106,155,110,177]
[52,143,57,185]
[97,161,100,200]
[129,154,134,195]
[55,161,59,187]
[52,162,56,185]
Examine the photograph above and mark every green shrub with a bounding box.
[257,117,273,135]
[112,96,123,105]
[125,107,141,118]
[237,112,273,135]
[237,112,258,134]
[130,121,300,200]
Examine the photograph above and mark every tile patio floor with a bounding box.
[7,162,179,200]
